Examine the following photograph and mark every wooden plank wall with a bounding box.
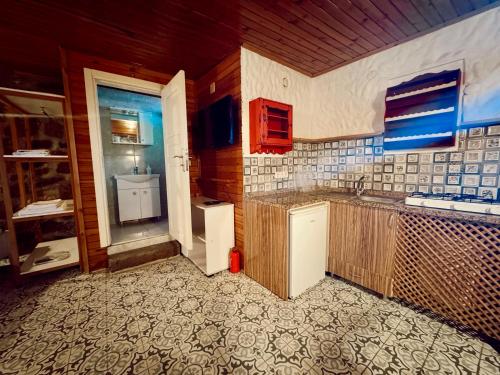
[194,50,244,259]
[61,49,200,271]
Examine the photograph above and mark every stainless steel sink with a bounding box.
[306,191,402,204]
[311,191,354,199]
[353,195,401,204]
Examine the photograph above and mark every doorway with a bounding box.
[84,69,193,255]
[96,86,169,245]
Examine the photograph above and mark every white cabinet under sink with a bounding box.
[139,188,161,218]
[115,174,161,223]
[117,189,141,222]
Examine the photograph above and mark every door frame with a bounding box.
[83,68,165,248]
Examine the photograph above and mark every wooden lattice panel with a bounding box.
[393,212,500,340]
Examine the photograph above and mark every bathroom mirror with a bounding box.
[110,108,153,145]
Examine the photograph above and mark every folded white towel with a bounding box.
[16,199,68,216]
[13,149,50,156]
[16,206,65,216]
[31,199,62,206]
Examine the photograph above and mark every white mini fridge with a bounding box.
[289,203,329,298]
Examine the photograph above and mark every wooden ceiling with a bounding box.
[0,0,498,93]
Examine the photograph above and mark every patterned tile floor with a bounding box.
[0,255,498,375]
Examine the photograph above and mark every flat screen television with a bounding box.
[196,95,236,150]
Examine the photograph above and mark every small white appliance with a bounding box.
[289,203,329,298]
[190,197,235,275]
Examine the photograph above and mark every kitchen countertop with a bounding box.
[246,189,500,225]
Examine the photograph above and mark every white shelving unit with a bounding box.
[0,88,81,279]
[20,237,79,275]
[190,196,234,275]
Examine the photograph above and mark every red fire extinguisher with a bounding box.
[230,248,240,273]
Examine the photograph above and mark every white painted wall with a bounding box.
[241,7,500,154]
[241,48,313,155]
[311,6,500,139]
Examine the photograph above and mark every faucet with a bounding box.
[356,175,366,196]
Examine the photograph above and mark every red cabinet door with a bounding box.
[250,98,293,154]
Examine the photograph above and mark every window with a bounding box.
[383,69,461,151]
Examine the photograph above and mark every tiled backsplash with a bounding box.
[243,125,500,199]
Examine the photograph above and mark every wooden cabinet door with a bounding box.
[244,200,289,300]
[117,189,141,222]
[361,207,398,295]
[262,103,293,146]
[329,202,398,295]
[364,209,398,273]
[329,202,364,275]
[249,98,293,154]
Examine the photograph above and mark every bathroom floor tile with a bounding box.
[110,219,169,244]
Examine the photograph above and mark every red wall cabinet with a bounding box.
[249,98,293,154]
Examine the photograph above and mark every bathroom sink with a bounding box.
[114,174,160,183]
[353,195,401,204]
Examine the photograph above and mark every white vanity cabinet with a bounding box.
[115,175,161,223]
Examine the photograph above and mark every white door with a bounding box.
[117,189,141,222]
[289,204,328,298]
[161,70,193,255]
[140,188,161,219]
[138,112,154,145]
